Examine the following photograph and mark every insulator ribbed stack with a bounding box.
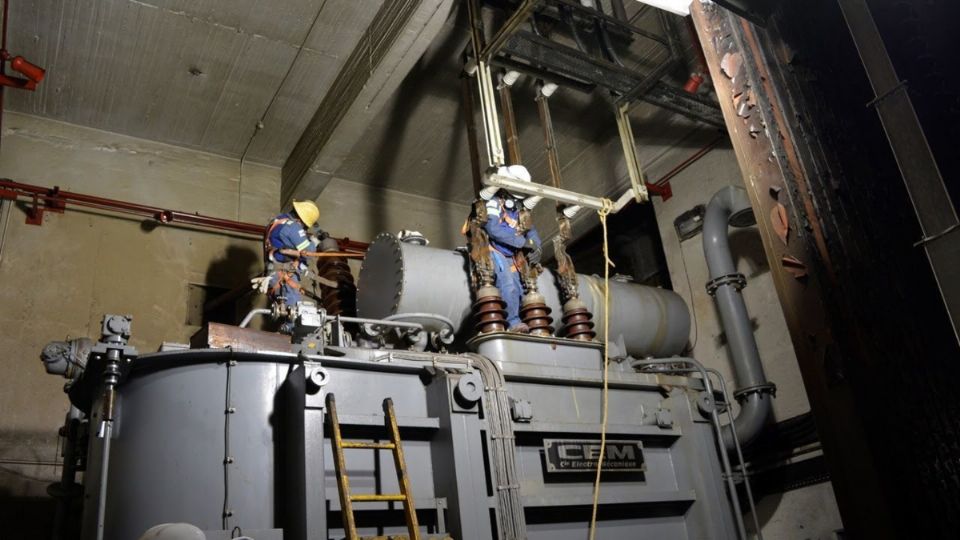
[520,301,554,336]
[474,287,508,334]
[562,306,596,341]
[316,256,356,316]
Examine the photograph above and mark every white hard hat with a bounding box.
[479,165,534,201]
[499,165,532,199]
[500,165,531,182]
[138,523,206,540]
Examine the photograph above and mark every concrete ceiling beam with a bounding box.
[280,0,455,208]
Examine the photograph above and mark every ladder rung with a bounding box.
[350,493,407,502]
[341,441,397,450]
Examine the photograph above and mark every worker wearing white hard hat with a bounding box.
[482,165,542,333]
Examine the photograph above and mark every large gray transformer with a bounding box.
[45,235,751,540]
[357,233,691,358]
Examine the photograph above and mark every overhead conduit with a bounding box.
[0,178,369,251]
[703,185,776,450]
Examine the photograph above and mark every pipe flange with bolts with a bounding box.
[705,273,747,296]
[733,382,777,402]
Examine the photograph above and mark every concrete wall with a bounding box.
[315,177,470,250]
[0,113,280,513]
[0,113,469,526]
[646,132,843,539]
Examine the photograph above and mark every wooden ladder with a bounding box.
[326,393,421,540]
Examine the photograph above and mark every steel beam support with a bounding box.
[498,81,523,165]
[615,103,649,203]
[498,31,725,127]
[281,0,453,207]
[837,0,960,346]
[689,2,895,538]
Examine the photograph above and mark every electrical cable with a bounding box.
[677,241,699,354]
[222,359,234,530]
[236,0,328,218]
[588,207,613,540]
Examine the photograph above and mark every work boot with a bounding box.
[508,322,530,334]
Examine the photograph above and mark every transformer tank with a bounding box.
[42,235,751,540]
[357,233,691,358]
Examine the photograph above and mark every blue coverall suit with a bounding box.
[263,213,316,307]
[483,198,541,328]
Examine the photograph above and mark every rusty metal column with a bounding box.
[536,86,595,340]
[689,2,895,538]
[498,73,553,335]
[498,79,523,166]
[462,69,507,333]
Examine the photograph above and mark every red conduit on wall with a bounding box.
[0,178,369,252]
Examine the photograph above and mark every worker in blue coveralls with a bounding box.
[252,200,323,332]
[482,166,542,334]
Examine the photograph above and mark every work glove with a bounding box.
[308,228,330,246]
[251,276,271,295]
[527,246,542,265]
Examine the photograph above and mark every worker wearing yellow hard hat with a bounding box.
[253,200,325,332]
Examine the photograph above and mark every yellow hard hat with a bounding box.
[292,200,320,228]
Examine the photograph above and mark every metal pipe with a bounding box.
[633,358,748,540]
[704,367,764,540]
[334,315,423,334]
[1,0,9,157]
[239,308,271,328]
[653,135,723,186]
[482,171,616,211]
[0,457,61,467]
[383,313,455,334]
[0,179,370,251]
[703,185,774,449]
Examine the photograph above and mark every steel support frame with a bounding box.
[689,2,896,538]
[836,0,960,345]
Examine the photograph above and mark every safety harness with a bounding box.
[263,216,302,297]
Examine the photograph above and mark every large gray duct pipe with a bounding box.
[357,233,691,358]
[703,185,775,450]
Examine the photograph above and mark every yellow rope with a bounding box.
[588,208,614,540]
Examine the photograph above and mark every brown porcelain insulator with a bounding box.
[316,256,356,316]
[474,293,508,333]
[520,302,554,336]
[562,306,596,341]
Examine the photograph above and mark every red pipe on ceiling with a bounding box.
[0,178,369,252]
[653,135,724,187]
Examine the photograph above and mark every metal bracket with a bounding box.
[21,187,66,226]
[865,79,907,109]
[913,222,960,248]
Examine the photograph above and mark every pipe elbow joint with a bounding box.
[722,391,773,450]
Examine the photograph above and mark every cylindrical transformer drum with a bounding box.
[357,233,690,358]
[101,356,301,538]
